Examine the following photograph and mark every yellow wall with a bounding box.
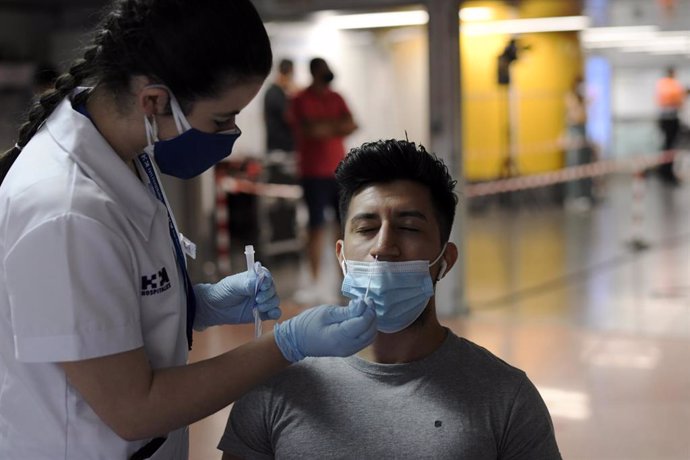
[462,0,583,180]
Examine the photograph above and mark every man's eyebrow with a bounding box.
[395,210,428,220]
[350,212,379,222]
[349,210,428,223]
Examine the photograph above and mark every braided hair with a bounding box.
[0,0,272,185]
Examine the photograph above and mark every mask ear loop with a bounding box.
[429,243,449,282]
[144,83,190,133]
[428,242,448,268]
[144,115,158,147]
[167,91,191,132]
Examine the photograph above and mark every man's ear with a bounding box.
[335,239,346,276]
[137,85,170,117]
[335,239,344,264]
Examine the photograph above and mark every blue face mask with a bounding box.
[144,85,241,179]
[340,246,447,333]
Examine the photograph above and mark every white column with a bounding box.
[427,0,468,316]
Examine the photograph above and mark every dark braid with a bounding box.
[0,43,102,185]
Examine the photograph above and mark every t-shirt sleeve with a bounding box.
[218,388,274,459]
[335,93,352,118]
[4,214,142,363]
[499,376,562,460]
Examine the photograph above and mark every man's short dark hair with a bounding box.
[278,58,293,75]
[335,139,458,243]
[309,57,327,76]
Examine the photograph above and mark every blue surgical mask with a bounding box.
[340,245,447,333]
[143,85,241,179]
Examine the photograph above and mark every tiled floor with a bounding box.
[189,174,690,460]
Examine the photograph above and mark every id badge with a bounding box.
[179,233,197,259]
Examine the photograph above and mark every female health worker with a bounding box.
[0,1,376,458]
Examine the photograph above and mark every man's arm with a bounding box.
[217,375,275,459]
[499,378,562,460]
[334,92,358,136]
[59,332,289,441]
[333,114,358,136]
[301,114,357,139]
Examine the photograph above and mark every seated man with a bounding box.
[218,139,561,459]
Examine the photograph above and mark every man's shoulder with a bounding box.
[264,84,284,102]
[324,87,346,102]
[260,357,350,389]
[445,333,528,382]
[265,83,282,95]
[233,357,351,410]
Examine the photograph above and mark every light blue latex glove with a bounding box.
[273,298,377,363]
[193,261,280,330]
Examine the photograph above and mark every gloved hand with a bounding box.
[193,261,280,330]
[273,298,377,363]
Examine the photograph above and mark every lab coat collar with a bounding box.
[45,89,159,240]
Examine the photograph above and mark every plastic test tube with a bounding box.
[244,245,262,338]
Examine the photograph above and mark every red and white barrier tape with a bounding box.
[465,150,678,198]
[214,150,682,272]
[218,177,303,199]
[215,173,231,275]
[214,172,303,276]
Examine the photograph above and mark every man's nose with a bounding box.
[370,224,400,260]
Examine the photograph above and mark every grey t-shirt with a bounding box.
[219,331,561,459]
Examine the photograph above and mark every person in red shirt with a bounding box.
[290,58,357,302]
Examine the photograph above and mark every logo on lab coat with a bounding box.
[141,267,172,296]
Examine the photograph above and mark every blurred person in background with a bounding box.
[655,66,688,185]
[263,58,296,155]
[563,75,595,211]
[290,57,358,304]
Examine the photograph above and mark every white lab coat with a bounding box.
[0,91,189,459]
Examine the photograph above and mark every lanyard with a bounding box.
[136,152,196,349]
[74,100,195,348]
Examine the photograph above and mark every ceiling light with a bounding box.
[462,16,589,35]
[460,7,493,22]
[325,9,586,34]
[583,28,690,54]
[581,26,659,46]
[323,10,428,30]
